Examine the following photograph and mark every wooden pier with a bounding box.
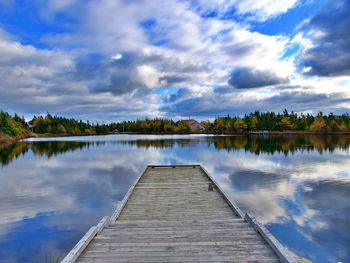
[62,165,295,263]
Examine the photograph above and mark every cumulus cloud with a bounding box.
[232,0,299,21]
[298,0,350,76]
[0,36,70,68]
[70,52,208,96]
[189,0,299,21]
[228,67,289,89]
[161,87,350,118]
[77,53,152,96]
[0,35,160,120]
[0,0,349,120]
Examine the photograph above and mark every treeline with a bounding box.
[0,110,30,137]
[207,110,350,133]
[30,113,110,135]
[110,119,191,133]
[1,110,350,139]
[0,111,111,139]
[114,110,350,133]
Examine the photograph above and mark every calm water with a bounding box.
[0,134,349,263]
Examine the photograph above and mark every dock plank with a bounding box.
[60,165,295,263]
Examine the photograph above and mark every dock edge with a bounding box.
[61,164,296,263]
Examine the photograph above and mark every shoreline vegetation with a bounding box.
[1,110,350,147]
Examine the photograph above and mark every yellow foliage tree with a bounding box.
[57,125,66,134]
[200,121,210,131]
[234,117,247,131]
[310,117,326,132]
[248,115,258,130]
[278,116,294,130]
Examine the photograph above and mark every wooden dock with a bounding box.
[62,165,295,263]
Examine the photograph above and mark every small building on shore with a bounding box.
[182,119,204,131]
[28,124,34,132]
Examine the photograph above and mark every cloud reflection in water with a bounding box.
[0,134,349,262]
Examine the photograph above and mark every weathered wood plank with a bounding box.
[78,255,280,263]
[199,166,245,218]
[64,165,295,263]
[105,224,252,231]
[79,249,277,257]
[137,182,210,185]
[110,218,246,225]
[99,228,256,236]
[88,240,268,247]
[87,243,269,251]
[93,235,262,243]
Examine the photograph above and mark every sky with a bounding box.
[0,0,349,122]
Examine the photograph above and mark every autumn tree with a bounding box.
[310,116,326,133]
[248,115,258,131]
[276,116,294,131]
[234,117,247,132]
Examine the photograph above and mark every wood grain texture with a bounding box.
[66,165,295,262]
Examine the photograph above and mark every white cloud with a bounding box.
[189,0,299,21]
[0,0,349,120]
[232,0,299,21]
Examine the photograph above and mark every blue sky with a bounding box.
[0,0,349,122]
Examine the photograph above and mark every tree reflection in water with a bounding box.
[1,135,349,166]
[0,134,349,262]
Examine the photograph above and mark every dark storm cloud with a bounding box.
[298,0,350,76]
[228,67,289,89]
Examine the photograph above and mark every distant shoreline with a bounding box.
[2,130,350,148]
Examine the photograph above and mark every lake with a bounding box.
[0,134,349,263]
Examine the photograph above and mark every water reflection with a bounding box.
[115,135,350,155]
[0,141,93,166]
[0,134,349,263]
[2,135,349,167]
[295,179,350,261]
